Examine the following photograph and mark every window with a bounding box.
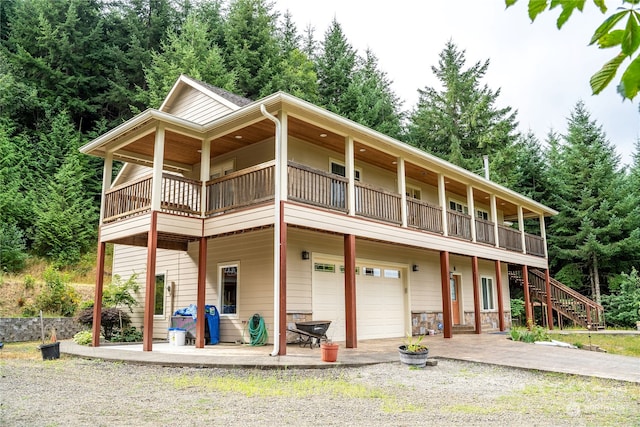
[210,158,235,180]
[406,185,422,200]
[363,267,381,277]
[449,200,468,214]
[154,274,166,316]
[220,265,238,315]
[481,277,495,310]
[330,160,361,181]
[476,209,489,221]
[384,269,401,279]
[314,263,336,272]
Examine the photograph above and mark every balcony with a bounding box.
[102,161,545,257]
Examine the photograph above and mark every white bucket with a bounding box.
[174,328,186,346]
[168,328,176,345]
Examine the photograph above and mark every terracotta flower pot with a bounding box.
[321,342,339,362]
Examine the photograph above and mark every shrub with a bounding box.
[509,325,549,343]
[35,267,80,317]
[76,306,131,341]
[601,268,640,328]
[21,304,37,317]
[0,222,27,272]
[110,326,142,343]
[73,330,93,346]
[23,274,35,290]
[103,274,139,312]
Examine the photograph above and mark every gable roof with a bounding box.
[160,74,252,112]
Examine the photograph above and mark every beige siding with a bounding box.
[112,164,152,188]
[157,213,202,237]
[203,205,274,237]
[167,87,233,124]
[100,213,152,242]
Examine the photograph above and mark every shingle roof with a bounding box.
[188,76,253,107]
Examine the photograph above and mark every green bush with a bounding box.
[23,274,35,290]
[110,326,142,343]
[73,330,93,345]
[602,268,640,328]
[35,267,81,316]
[509,325,549,343]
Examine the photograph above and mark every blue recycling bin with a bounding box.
[205,305,219,345]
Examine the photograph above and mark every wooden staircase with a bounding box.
[509,267,606,330]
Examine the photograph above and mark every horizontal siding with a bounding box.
[112,164,152,188]
[100,213,151,242]
[168,87,233,124]
[157,213,202,237]
[203,205,274,236]
[284,203,548,269]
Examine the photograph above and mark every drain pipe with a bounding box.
[260,104,282,357]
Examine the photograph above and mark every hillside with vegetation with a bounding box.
[0,0,639,326]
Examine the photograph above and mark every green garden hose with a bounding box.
[247,313,268,346]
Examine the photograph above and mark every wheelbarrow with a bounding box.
[288,320,331,348]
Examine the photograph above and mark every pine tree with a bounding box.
[315,18,356,113]
[406,41,518,173]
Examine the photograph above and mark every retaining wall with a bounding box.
[0,317,84,342]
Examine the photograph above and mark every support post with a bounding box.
[279,201,287,355]
[91,238,106,347]
[545,269,553,330]
[491,195,500,248]
[495,260,505,331]
[440,251,452,338]
[143,211,158,351]
[346,136,355,216]
[344,234,357,348]
[397,157,407,228]
[195,237,207,348]
[438,174,448,236]
[522,265,533,328]
[518,205,526,254]
[471,256,481,334]
[467,185,476,242]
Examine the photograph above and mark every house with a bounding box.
[81,74,580,354]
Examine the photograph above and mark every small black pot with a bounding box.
[39,342,60,360]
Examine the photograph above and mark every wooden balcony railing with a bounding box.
[161,174,201,216]
[447,210,472,240]
[525,233,545,257]
[288,162,348,212]
[407,199,443,233]
[475,218,496,245]
[205,161,275,216]
[355,182,402,224]
[103,175,153,223]
[498,224,522,252]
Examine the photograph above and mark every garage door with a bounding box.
[312,260,405,342]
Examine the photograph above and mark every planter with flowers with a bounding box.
[398,334,429,367]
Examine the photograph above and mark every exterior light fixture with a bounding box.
[301,251,310,260]
[412,264,419,272]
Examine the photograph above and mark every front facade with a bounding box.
[81,75,557,354]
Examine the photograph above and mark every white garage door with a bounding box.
[311,260,405,342]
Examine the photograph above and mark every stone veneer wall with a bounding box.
[411,311,512,335]
[286,312,312,343]
[0,317,84,342]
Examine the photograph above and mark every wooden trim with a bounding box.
[205,160,276,185]
[106,173,153,194]
[496,260,505,331]
[471,256,481,334]
[344,234,357,348]
[143,211,158,351]
[92,239,106,347]
[196,237,207,348]
[279,201,287,355]
[440,251,452,338]
[545,269,554,330]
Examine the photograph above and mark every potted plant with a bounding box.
[398,334,429,367]
[320,339,339,362]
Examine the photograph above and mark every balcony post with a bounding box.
[539,213,548,259]
[344,234,357,348]
[195,237,207,348]
[471,256,481,334]
[151,124,165,211]
[467,185,476,242]
[495,260,505,331]
[518,205,526,254]
[143,211,158,351]
[545,269,554,330]
[438,174,448,236]
[91,237,106,347]
[522,265,533,328]
[397,157,407,227]
[346,136,355,216]
[440,251,452,338]
[200,139,211,217]
[99,152,113,225]
[490,195,499,248]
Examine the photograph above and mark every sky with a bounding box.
[273,0,640,166]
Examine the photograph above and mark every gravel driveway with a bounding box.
[1,356,637,426]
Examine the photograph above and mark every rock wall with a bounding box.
[0,317,84,342]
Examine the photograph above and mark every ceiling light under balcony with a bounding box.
[234,135,243,139]
[319,133,327,138]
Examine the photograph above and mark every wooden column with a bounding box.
[195,237,207,348]
[495,260,505,331]
[344,234,357,348]
[467,185,477,242]
[91,238,106,347]
[545,269,553,330]
[143,211,158,351]
[440,251,452,338]
[490,195,500,248]
[279,201,287,355]
[522,265,533,328]
[518,206,526,254]
[397,157,407,228]
[346,136,355,216]
[438,174,448,236]
[471,256,481,334]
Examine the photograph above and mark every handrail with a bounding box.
[530,269,604,310]
[447,210,472,240]
[407,198,443,233]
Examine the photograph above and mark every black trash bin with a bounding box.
[39,342,60,360]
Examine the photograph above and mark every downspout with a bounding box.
[260,104,282,357]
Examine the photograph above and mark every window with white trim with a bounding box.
[476,209,489,220]
[154,273,166,316]
[406,185,422,200]
[449,200,469,214]
[220,264,238,315]
[330,160,361,181]
[481,277,495,310]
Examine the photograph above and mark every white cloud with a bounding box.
[274,0,640,165]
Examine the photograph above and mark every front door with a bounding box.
[451,275,461,325]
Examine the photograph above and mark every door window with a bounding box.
[220,264,238,315]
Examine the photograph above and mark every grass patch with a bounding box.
[547,332,640,358]
[165,372,423,413]
[1,341,47,360]
[445,404,498,415]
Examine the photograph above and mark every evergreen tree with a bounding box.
[341,49,403,138]
[548,101,625,303]
[139,12,236,108]
[222,0,281,99]
[406,41,518,173]
[33,152,98,265]
[315,18,356,113]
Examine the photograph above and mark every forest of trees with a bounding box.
[0,0,639,324]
